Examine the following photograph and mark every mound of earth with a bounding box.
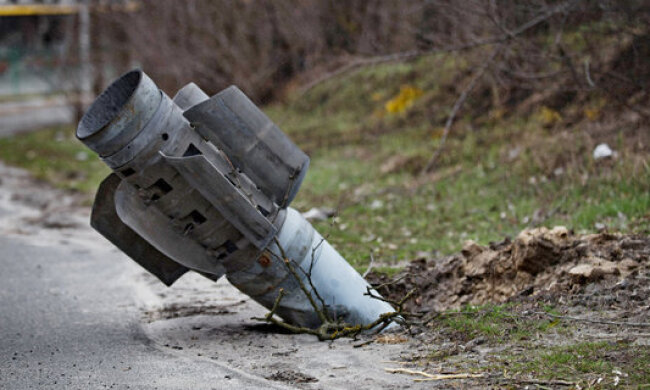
[368,227,650,312]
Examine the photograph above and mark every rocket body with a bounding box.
[77,70,393,328]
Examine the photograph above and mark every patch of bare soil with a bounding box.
[369,227,650,314]
[143,301,245,322]
[367,228,650,387]
[265,369,319,384]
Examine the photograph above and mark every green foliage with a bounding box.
[267,53,650,267]
[507,341,650,386]
[430,304,566,344]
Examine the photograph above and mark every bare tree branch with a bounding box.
[255,239,414,341]
[421,46,501,174]
[299,0,580,96]
[362,251,375,278]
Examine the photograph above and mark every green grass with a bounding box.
[267,53,650,268]
[506,341,650,387]
[0,125,110,194]
[290,127,650,267]
[429,304,567,344]
[1,52,648,269]
[425,304,650,387]
[1,52,648,389]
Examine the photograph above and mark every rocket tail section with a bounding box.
[91,174,190,286]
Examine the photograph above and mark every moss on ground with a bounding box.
[420,303,650,387]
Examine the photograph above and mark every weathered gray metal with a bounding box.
[76,69,394,329]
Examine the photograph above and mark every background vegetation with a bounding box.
[1,0,649,272]
[1,2,649,385]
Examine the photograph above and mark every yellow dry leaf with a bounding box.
[385,85,424,115]
[584,107,600,121]
[540,106,562,126]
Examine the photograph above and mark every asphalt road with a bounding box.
[0,163,421,390]
[0,181,293,390]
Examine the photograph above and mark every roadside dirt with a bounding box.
[134,271,423,390]
[368,226,650,315]
[2,162,648,388]
[0,162,429,389]
[367,226,650,387]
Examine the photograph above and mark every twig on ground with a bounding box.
[384,367,484,381]
[362,252,375,278]
[254,239,414,341]
[365,286,416,313]
[353,339,374,348]
[387,368,576,386]
[371,273,410,292]
[513,378,575,387]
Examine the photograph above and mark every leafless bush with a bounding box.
[97,0,422,101]
[416,0,650,115]
[94,0,648,112]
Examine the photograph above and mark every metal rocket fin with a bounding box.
[90,173,190,286]
[183,86,310,207]
[113,178,227,277]
[161,152,277,249]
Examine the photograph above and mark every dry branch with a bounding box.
[421,46,501,174]
[253,239,413,341]
[362,252,375,278]
[299,0,580,96]
[384,367,484,381]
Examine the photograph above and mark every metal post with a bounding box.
[78,0,91,103]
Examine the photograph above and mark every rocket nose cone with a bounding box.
[77,69,161,157]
